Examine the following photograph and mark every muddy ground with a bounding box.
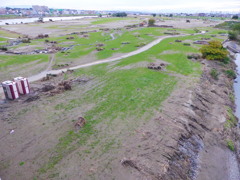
[1,17,220,38]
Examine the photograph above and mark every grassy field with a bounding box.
[0,54,49,69]
[91,17,137,25]
[0,29,20,38]
[36,31,217,177]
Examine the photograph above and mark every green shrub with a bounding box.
[225,70,236,79]
[0,46,8,51]
[228,31,238,40]
[210,69,219,80]
[183,43,191,46]
[148,18,155,26]
[222,56,230,64]
[200,40,228,61]
[226,140,235,151]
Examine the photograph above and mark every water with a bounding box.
[0,16,97,25]
[234,53,240,119]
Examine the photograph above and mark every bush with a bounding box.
[183,43,191,46]
[226,140,235,151]
[0,46,8,51]
[148,18,155,26]
[210,69,219,80]
[22,38,31,43]
[225,70,236,79]
[200,40,228,61]
[228,31,238,40]
[112,12,127,17]
[232,15,238,19]
[222,56,230,64]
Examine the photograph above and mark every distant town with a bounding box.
[0,5,239,18]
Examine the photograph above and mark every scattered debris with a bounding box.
[24,95,40,103]
[10,130,14,134]
[147,63,166,70]
[96,43,105,47]
[175,39,182,42]
[66,37,74,40]
[121,42,130,44]
[193,40,209,45]
[121,158,140,171]
[74,117,86,130]
[187,53,201,60]
[41,84,55,92]
[96,47,104,51]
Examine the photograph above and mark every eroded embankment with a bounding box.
[161,54,240,179]
[120,56,240,180]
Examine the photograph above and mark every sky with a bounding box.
[1,0,240,13]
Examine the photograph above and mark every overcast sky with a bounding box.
[1,0,240,12]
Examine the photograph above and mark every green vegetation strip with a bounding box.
[0,54,49,69]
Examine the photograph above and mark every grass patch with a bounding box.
[224,107,237,128]
[0,54,49,69]
[210,69,219,80]
[19,162,25,166]
[226,139,235,151]
[91,17,135,25]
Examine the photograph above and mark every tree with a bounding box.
[99,14,102,17]
[200,40,228,61]
[152,13,156,17]
[169,14,173,17]
[232,15,239,19]
[112,12,127,17]
[148,18,155,26]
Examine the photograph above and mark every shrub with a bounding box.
[22,38,31,43]
[112,12,127,17]
[0,46,8,51]
[226,140,235,151]
[148,18,155,26]
[183,43,191,46]
[225,70,236,79]
[210,69,219,80]
[222,56,230,64]
[200,40,228,61]
[228,31,238,40]
[232,15,238,20]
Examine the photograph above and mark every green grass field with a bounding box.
[91,17,136,25]
[37,32,212,176]
[0,54,49,69]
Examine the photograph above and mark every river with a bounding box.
[234,53,240,120]
[0,16,97,25]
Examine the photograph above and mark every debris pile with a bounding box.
[74,117,86,130]
[147,63,166,70]
[66,37,75,40]
[193,40,209,45]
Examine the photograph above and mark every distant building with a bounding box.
[0,8,6,15]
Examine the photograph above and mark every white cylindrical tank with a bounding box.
[1,81,19,100]
[14,77,30,95]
